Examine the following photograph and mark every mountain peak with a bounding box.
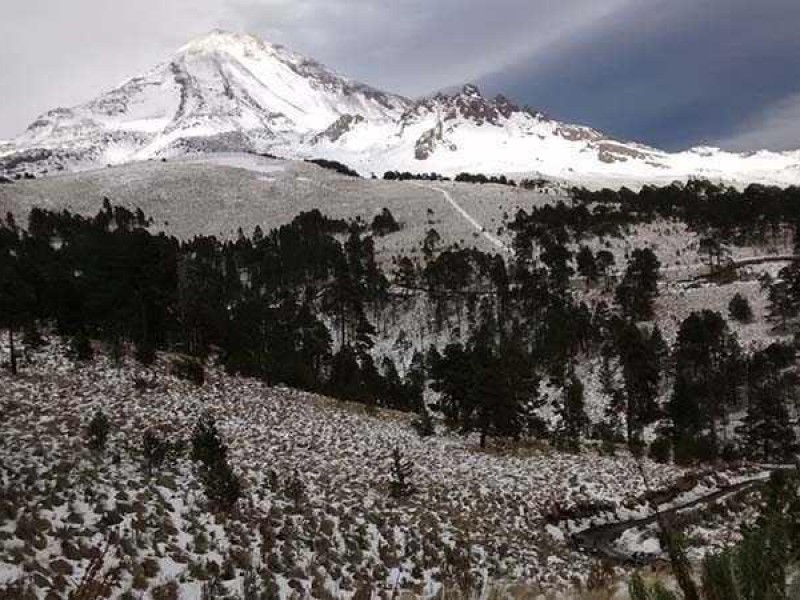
[178,29,270,56]
[4,29,800,186]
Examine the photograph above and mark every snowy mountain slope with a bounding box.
[7,30,410,173]
[4,29,800,186]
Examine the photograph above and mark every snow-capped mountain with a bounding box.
[4,29,800,186]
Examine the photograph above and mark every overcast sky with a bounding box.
[1,0,799,151]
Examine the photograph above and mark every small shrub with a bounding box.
[142,430,171,475]
[285,471,306,513]
[199,459,242,512]
[171,356,205,385]
[191,413,227,466]
[70,335,93,362]
[151,581,178,600]
[389,447,415,499]
[86,409,110,453]
[649,436,672,464]
[729,293,754,323]
[628,437,646,459]
[191,414,241,512]
[134,341,156,366]
[22,323,45,350]
[411,407,435,438]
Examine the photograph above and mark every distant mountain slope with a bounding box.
[3,29,800,186]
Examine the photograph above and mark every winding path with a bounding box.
[571,468,796,565]
[410,182,512,254]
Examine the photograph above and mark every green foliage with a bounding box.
[199,458,242,513]
[612,319,663,442]
[742,344,798,462]
[191,413,227,466]
[576,245,598,285]
[430,327,538,446]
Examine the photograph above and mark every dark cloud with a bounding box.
[479,0,800,151]
[1,0,798,151]
[234,0,631,95]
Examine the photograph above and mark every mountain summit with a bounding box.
[3,29,800,185]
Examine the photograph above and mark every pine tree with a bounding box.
[389,447,415,498]
[394,256,418,292]
[729,292,754,323]
[743,349,797,462]
[412,405,436,437]
[190,414,241,512]
[191,413,228,466]
[615,248,661,321]
[556,374,588,451]
[699,235,728,269]
[327,345,363,401]
[669,311,741,461]
[200,459,242,512]
[0,218,34,375]
[370,208,402,236]
[595,250,616,290]
[576,245,598,288]
[614,321,662,443]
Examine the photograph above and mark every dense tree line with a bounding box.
[0,202,420,410]
[383,171,450,181]
[2,181,798,462]
[510,180,800,248]
[305,158,360,177]
[454,172,516,186]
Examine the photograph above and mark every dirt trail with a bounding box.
[410,182,512,254]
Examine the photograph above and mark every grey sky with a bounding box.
[1,0,798,152]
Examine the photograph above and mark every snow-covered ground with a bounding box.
[0,339,712,599]
[0,154,547,260]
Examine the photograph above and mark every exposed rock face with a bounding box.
[596,142,652,164]
[311,115,366,144]
[415,120,449,160]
